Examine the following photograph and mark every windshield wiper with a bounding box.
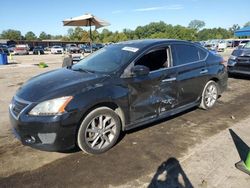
[72,68,95,74]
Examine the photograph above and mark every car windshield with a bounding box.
[243,42,250,49]
[53,46,61,48]
[72,44,139,73]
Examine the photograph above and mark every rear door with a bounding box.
[171,43,208,106]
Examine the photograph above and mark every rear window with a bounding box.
[173,44,202,66]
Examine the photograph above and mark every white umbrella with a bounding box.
[63,13,110,49]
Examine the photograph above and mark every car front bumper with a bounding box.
[228,66,250,76]
[9,103,79,151]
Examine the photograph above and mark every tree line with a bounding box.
[1,20,250,43]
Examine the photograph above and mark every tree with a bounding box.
[197,28,232,41]
[0,29,22,40]
[243,21,250,28]
[229,24,240,35]
[39,31,51,40]
[25,31,37,40]
[67,27,86,41]
[188,20,205,30]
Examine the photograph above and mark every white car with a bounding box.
[51,46,64,54]
[217,40,227,52]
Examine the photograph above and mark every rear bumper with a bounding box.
[217,67,228,95]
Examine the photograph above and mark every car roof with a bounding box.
[115,39,193,49]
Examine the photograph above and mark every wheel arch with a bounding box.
[79,102,126,131]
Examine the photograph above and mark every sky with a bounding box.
[0,0,249,36]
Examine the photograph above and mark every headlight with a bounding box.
[29,96,73,116]
[229,55,237,60]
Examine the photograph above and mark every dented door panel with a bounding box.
[125,68,178,124]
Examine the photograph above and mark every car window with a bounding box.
[134,47,170,72]
[198,48,208,60]
[72,45,138,73]
[243,42,250,49]
[173,44,200,66]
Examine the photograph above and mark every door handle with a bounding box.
[200,69,208,74]
[162,77,176,82]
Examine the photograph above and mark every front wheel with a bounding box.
[77,107,121,154]
[199,80,218,110]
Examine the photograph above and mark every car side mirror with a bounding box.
[131,65,150,77]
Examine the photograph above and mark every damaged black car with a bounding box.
[228,42,250,76]
[9,39,228,154]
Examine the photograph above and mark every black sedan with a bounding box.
[9,39,228,154]
[33,46,45,55]
[228,42,250,76]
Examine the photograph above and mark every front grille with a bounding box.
[11,98,29,117]
[237,56,250,64]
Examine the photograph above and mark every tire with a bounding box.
[77,107,121,154]
[199,80,218,110]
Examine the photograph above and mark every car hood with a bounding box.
[232,48,250,57]
[16,68,108,102]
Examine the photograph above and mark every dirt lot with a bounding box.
[0,49,250,187]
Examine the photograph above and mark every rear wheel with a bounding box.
[77,107,121,154]
[199,80,218,110]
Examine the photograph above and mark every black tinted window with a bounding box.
[135,48,168,72]
[173,44,200,66]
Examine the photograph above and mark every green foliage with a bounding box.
[67,27,90,42]
[1,20,237,43]
[188,20,205,30]
[197,28,232,41]
[25,31,37,40]
[39,32,51,40]
[0,29,22,40]
[229,24,241,35]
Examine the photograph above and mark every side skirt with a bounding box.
[124,101,199,131]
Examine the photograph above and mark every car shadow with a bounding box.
[229,74,250,80]
[148,157,193,188]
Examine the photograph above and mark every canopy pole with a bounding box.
[89,19,93,53]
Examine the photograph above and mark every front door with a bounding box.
[122,46,178,124]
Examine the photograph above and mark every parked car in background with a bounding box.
[33,46,45,55]
[80,44,91,53]
[65,44,80,53]
[51,45,64,54]
[9,39,227,154]
[8,44,16,52]
[0,48,4,54]
[0,45,10,55]
[237,40,250,49]
[228,41,250,76]
[44,46,53,51]
[92,43,104,51]
[217,40,227,52]
[13,44,29,55]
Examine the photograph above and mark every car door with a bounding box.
[122,46,178,125]
[171,43,208,106]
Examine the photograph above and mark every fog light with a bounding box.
[24,136,36,144]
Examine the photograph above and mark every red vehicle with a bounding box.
[14,45,29,55]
